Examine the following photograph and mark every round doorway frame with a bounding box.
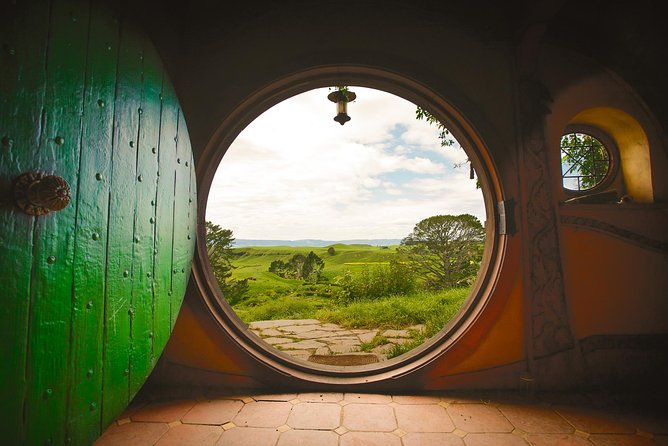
[192,65,507,385]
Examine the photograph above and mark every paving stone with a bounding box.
[329,342,361,354]
[325,336,360,343]
[315,346,332,355]
[382,329,410,338]
[409,324,426,332]
[358,330,379,343]
[262,337,295,345]
[276,340,326,350]
[280,324,324,333]
[252,394,298,402]
[371,344,395,355]
[248,319,320,329]
[387,337,410,345]
[259,328,283,337]
[282,349,312,360]
[298,330,346,339]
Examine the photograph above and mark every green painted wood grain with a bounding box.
[24,1,90,444]
[153,80,178,354]
[1,2,197,441]
[0,1,50,443]
[129,41,163,399]
[101,18,143,428]
[65,2,120,443]
[171,110,192,329]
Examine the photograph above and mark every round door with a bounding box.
[0,2,196,444]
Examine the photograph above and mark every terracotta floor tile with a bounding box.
[402,432,466,446]
[525,433,594,446]
[215,427,280,446]
[556,407,636,434]
[589,434,657,446]
[287,402,341,430]
[297,392,343,403]
[393,395,442,405]
[182,399,244,425]
[253,394,298,402]
[343,403,397,432]
[232,401,292,428]
[464,432,530,446]
[339,431,402,446]
[131,400,197,423]
[155,424,223,445]
[344,393,393,404]
[448,403,514,433]
[395,404,455,432]
[276,429,338,446]
[94,422,169,446]
[499,404,573,433]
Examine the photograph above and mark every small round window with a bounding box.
[560,132,611,191]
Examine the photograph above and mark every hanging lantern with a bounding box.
[327,88,356,125]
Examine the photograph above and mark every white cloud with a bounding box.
[206,87,486,240]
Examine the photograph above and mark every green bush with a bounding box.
[335,260,415,302]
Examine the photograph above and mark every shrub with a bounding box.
[336,260,415,302]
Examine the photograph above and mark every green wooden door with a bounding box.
[0,1,197,444]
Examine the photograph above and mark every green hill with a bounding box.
[229,243,399,295]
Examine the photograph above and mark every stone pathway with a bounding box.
[248,319,425,365]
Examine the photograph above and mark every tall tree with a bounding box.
[399,214,484,289]
[205,221,248,305]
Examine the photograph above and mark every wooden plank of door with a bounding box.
[24,0,90,444]
[101,17,142,429]
[129,39,163,398]
[0,1,50,443]
[153,77,178,355]
[171,110,193,329]
[65,2,120,443]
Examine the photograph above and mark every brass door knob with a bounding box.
[13,172,71,216]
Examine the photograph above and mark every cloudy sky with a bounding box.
[206,87,485,241]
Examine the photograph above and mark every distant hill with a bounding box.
[234,239,402,247]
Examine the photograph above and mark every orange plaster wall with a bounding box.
[561,227,668,339]
[165,300,247,375]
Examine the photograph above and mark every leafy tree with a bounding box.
[415,106,455,147]
[205,221,248,305]
[399,214,484,289]
[268,251,325,283]
[560,132,610,190]
[327,246,336,256]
